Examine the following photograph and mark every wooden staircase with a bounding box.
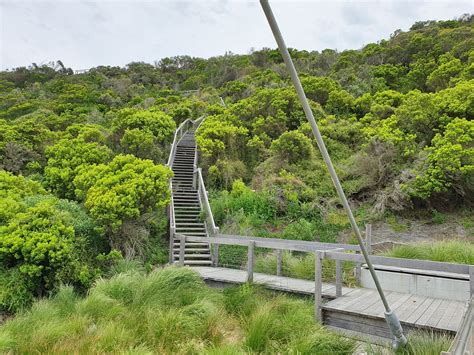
[171,130,212,266]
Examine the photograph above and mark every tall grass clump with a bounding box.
[0,267,355,354]
[395,331,453,355]
[223,285,355,353]
[385,240,474,264]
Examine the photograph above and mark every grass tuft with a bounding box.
[385,240,474,264]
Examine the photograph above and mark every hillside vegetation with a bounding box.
[0,15,473,314]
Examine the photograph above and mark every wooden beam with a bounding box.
[470,266,474,298]
[324,251,469,275]
[365,224,372,254]
[213,244,219,267]
[215,234,361,252]
[336,259,342,298]
[315,251,323,322]
[247,241,255,283]
[179,236,185,266]
[276,249,283,276]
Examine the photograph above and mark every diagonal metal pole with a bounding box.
[259,0,407,348]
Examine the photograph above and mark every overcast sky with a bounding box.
[0,0,472,71]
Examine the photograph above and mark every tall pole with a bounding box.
[259,0,407,348]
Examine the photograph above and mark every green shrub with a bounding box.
[271,130,313,163]
[431,209,447,224]
[282,218,316,241]
[211,183,277,226]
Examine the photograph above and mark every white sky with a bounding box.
[0,0,472,70]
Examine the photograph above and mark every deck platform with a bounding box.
[193,266,468,337]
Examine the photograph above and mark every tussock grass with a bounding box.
[0,266,355,354]
[385,240,474,264]
[223,284,355,354]
[396,331,453,355]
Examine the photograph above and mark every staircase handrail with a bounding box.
[167,115,207,235]
[197,167,219,236]
[167,118,192,167]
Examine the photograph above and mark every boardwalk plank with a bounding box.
[405,297,434,324]
[416,298,443,326]
[397,295,428,321]
[424,299,453,329]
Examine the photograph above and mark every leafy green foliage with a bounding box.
[112,107,176,145]
[44,138,112,199]
[271,130,313,163]
[74,155,172,253]
[406,118,473,198]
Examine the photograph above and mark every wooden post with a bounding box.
[179,236,185,266]
[335,259,342,298]
[365,223,372,254]
[314,251,323,322]
[169,226,175,264]
[470,266,474,298]
[276,249,283,276]
[355,252,361,284]
[247,241,255,283]
[213,244,219,267]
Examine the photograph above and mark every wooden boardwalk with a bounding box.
[194,266,352,298]
[193,266,468,336]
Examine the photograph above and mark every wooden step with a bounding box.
[173,254,211,258]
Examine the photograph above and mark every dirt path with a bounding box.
[340,213,473,247]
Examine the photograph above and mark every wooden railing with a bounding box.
[196,168,219,234]
[175,232,474,321]
[443,297,474,355]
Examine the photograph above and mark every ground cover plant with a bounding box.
[0,266,356,354]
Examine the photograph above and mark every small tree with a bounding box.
[271,131,313,164]
[74,154,173,253]
[44,138,112,199]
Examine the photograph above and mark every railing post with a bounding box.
[470,266,474,298]
[247,241,255,283]
[276,249,283,276]
[169,226,175,263]
[365,223,372,254]
[179,235,185,266]
[213,244,219,267]
[355,254,361,284]
[314,251,323,322]
[336,259,342,298]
